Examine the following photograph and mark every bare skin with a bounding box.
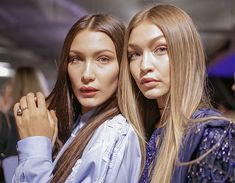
[14,92,57,146]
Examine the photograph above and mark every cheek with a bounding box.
[159,57,170,81]
[100,64,119,88]
[68,67,81,87]
[107,68,119,85]
[68,68,74,84]
[129,63,138,79]
[162,63,170,90]
[165,62,170,83]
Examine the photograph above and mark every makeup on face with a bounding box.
[128,21,170,101]
[68,30,119,114]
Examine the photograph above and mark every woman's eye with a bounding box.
[154,46,167,55]
[127,52,140,61]
[97,56,110,63]
[69,56,82,63]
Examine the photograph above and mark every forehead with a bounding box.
[128,21,164,44]
[70,30,115,50]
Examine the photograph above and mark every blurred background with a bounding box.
[0,0,234,110]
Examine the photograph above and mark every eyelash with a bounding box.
[68,55,110,64]
[127,46,167,61]
[127,52,140,61]
[97,56,110,63]
[69,55,82,63]
[154,46,167,55]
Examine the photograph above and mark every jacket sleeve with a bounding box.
[12,136,53,183]
[187,122,235,182]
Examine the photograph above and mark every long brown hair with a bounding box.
[47,14,126,182]
[118,4,210,182]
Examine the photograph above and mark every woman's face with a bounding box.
[68,30,119,114]
[128,21,170,100]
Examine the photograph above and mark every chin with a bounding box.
[143,91,166,100]
[143,94,157,99]
[79,99,98,107]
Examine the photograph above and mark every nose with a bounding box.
[140,51,154,74]
[81,61,95,83]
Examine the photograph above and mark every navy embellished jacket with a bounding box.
[139,108,235,183]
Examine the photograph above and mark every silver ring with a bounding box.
[16,107,28,116]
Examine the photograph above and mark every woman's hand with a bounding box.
[13,92,57,141]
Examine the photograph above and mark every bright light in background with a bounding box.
[0,62,15,77]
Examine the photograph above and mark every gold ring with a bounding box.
[16,107,28,116]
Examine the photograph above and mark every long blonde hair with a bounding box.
[118,4,210,182]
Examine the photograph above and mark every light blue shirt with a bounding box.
[12,111,142,183]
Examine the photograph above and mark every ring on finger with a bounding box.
[16,106,28,116]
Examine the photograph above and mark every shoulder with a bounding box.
[185,107,234,154]
[188,107,232,136]
[191,107,221,119]
[85,114,139,150]
[100,113,136,136]
[188,123,235,182]
[187,108,235,182]
[82,113,140,160]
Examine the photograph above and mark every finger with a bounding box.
[13,103,22,125]
[13,103,25,139]
[36,92,46,112]
[19,96,29,116]
[26,93,37,112]
[13,102,20,117]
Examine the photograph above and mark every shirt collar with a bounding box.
[73,108,97,130]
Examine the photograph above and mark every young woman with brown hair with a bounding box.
[12,14,144,183]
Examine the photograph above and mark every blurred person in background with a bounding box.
[0,66,49,183]
[0,79,13,114]
[0,79,13,183]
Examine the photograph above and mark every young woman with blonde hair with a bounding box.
[118,4,235,183]
[12,14,143,183]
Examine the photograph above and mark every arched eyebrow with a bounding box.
[69,49,115,56]
[148,35,165,46]
[128,44,140,51]
[128,35,165,49]
[92,49,115,55]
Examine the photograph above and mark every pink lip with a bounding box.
[141,78,159,84]
[80,86,98,97]
[80,86,98,92]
